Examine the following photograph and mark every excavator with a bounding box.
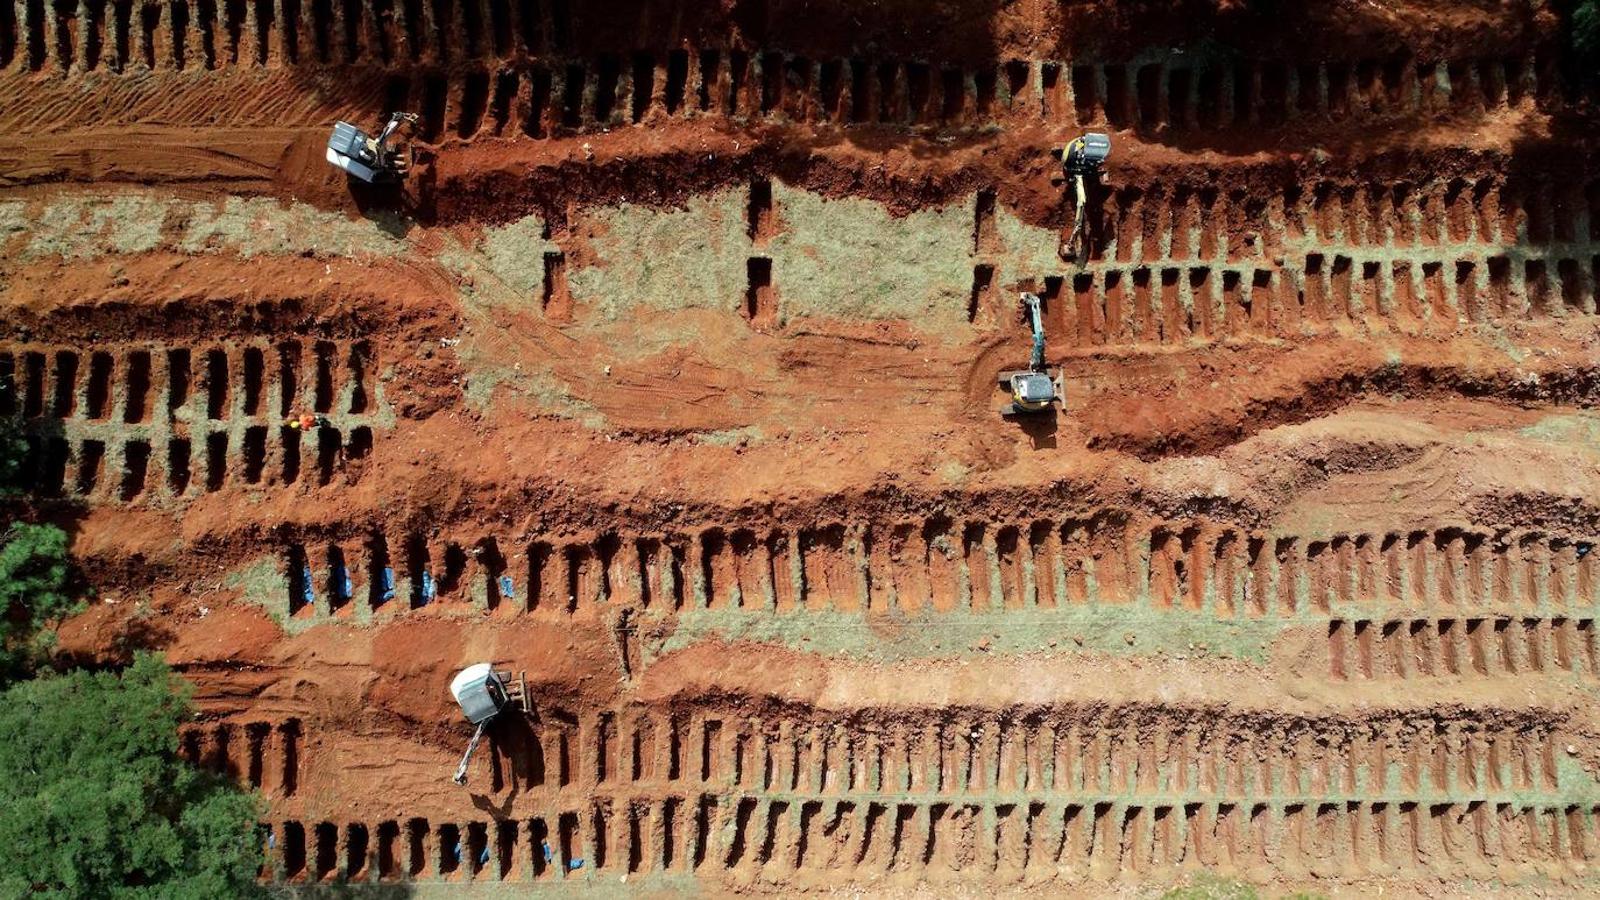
[326,112,420,184]
[998,292,1064,417]
[1057,132,1111,261]
[448,663,528,786]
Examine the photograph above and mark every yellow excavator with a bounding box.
[1058,132,1111,261]
[999,292,1064,417]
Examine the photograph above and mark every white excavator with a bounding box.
[449,664,527,786]
[999,292,1064,417]
[326,112,420,184]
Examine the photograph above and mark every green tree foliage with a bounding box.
[0,523,79,678]
[1575,0,1600,67]
[0,654,263,899]
[0,419,27,495]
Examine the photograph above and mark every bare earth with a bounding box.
[5,0,1600,894]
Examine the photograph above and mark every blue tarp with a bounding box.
[498,575,515,600]
[379,567,396,602]
[451,840,488,866]
[297,564,315,607]
[332,561,353,601]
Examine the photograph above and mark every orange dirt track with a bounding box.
[6,0,1600,894]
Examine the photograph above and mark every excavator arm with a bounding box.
[1022,292,1046,372]
[373,112,419,157]
[452,719,489,785]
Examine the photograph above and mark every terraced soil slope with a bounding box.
[4,0,1600,894]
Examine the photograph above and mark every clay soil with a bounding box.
[6,0,1600,895]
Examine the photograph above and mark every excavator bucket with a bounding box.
[495,669,529,711]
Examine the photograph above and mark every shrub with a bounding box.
[0,654,263,898]
[1575,0,1600,67]
[0,420,26,495]
[0,523,79,678]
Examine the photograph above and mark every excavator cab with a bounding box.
[1063,132,1111,176]
[326,112,420,184]
[1002,371,1062,415]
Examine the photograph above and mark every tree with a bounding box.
[0,419,27,495]
[0,406,80,680]
[0,654,263,899]
[1575,0,1600,68]
[0,523,79,679]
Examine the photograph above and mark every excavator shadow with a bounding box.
[1016,411,1060,449]
[347,161,433,235]
[468,711,539,815]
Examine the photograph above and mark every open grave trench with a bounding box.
[0,339,387,500]
[267,514,1600,629]
[242,699,1600,885]
[259,798,1600,886]
[4,0,1595,137]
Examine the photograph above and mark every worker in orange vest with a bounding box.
[284,413,329,430]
